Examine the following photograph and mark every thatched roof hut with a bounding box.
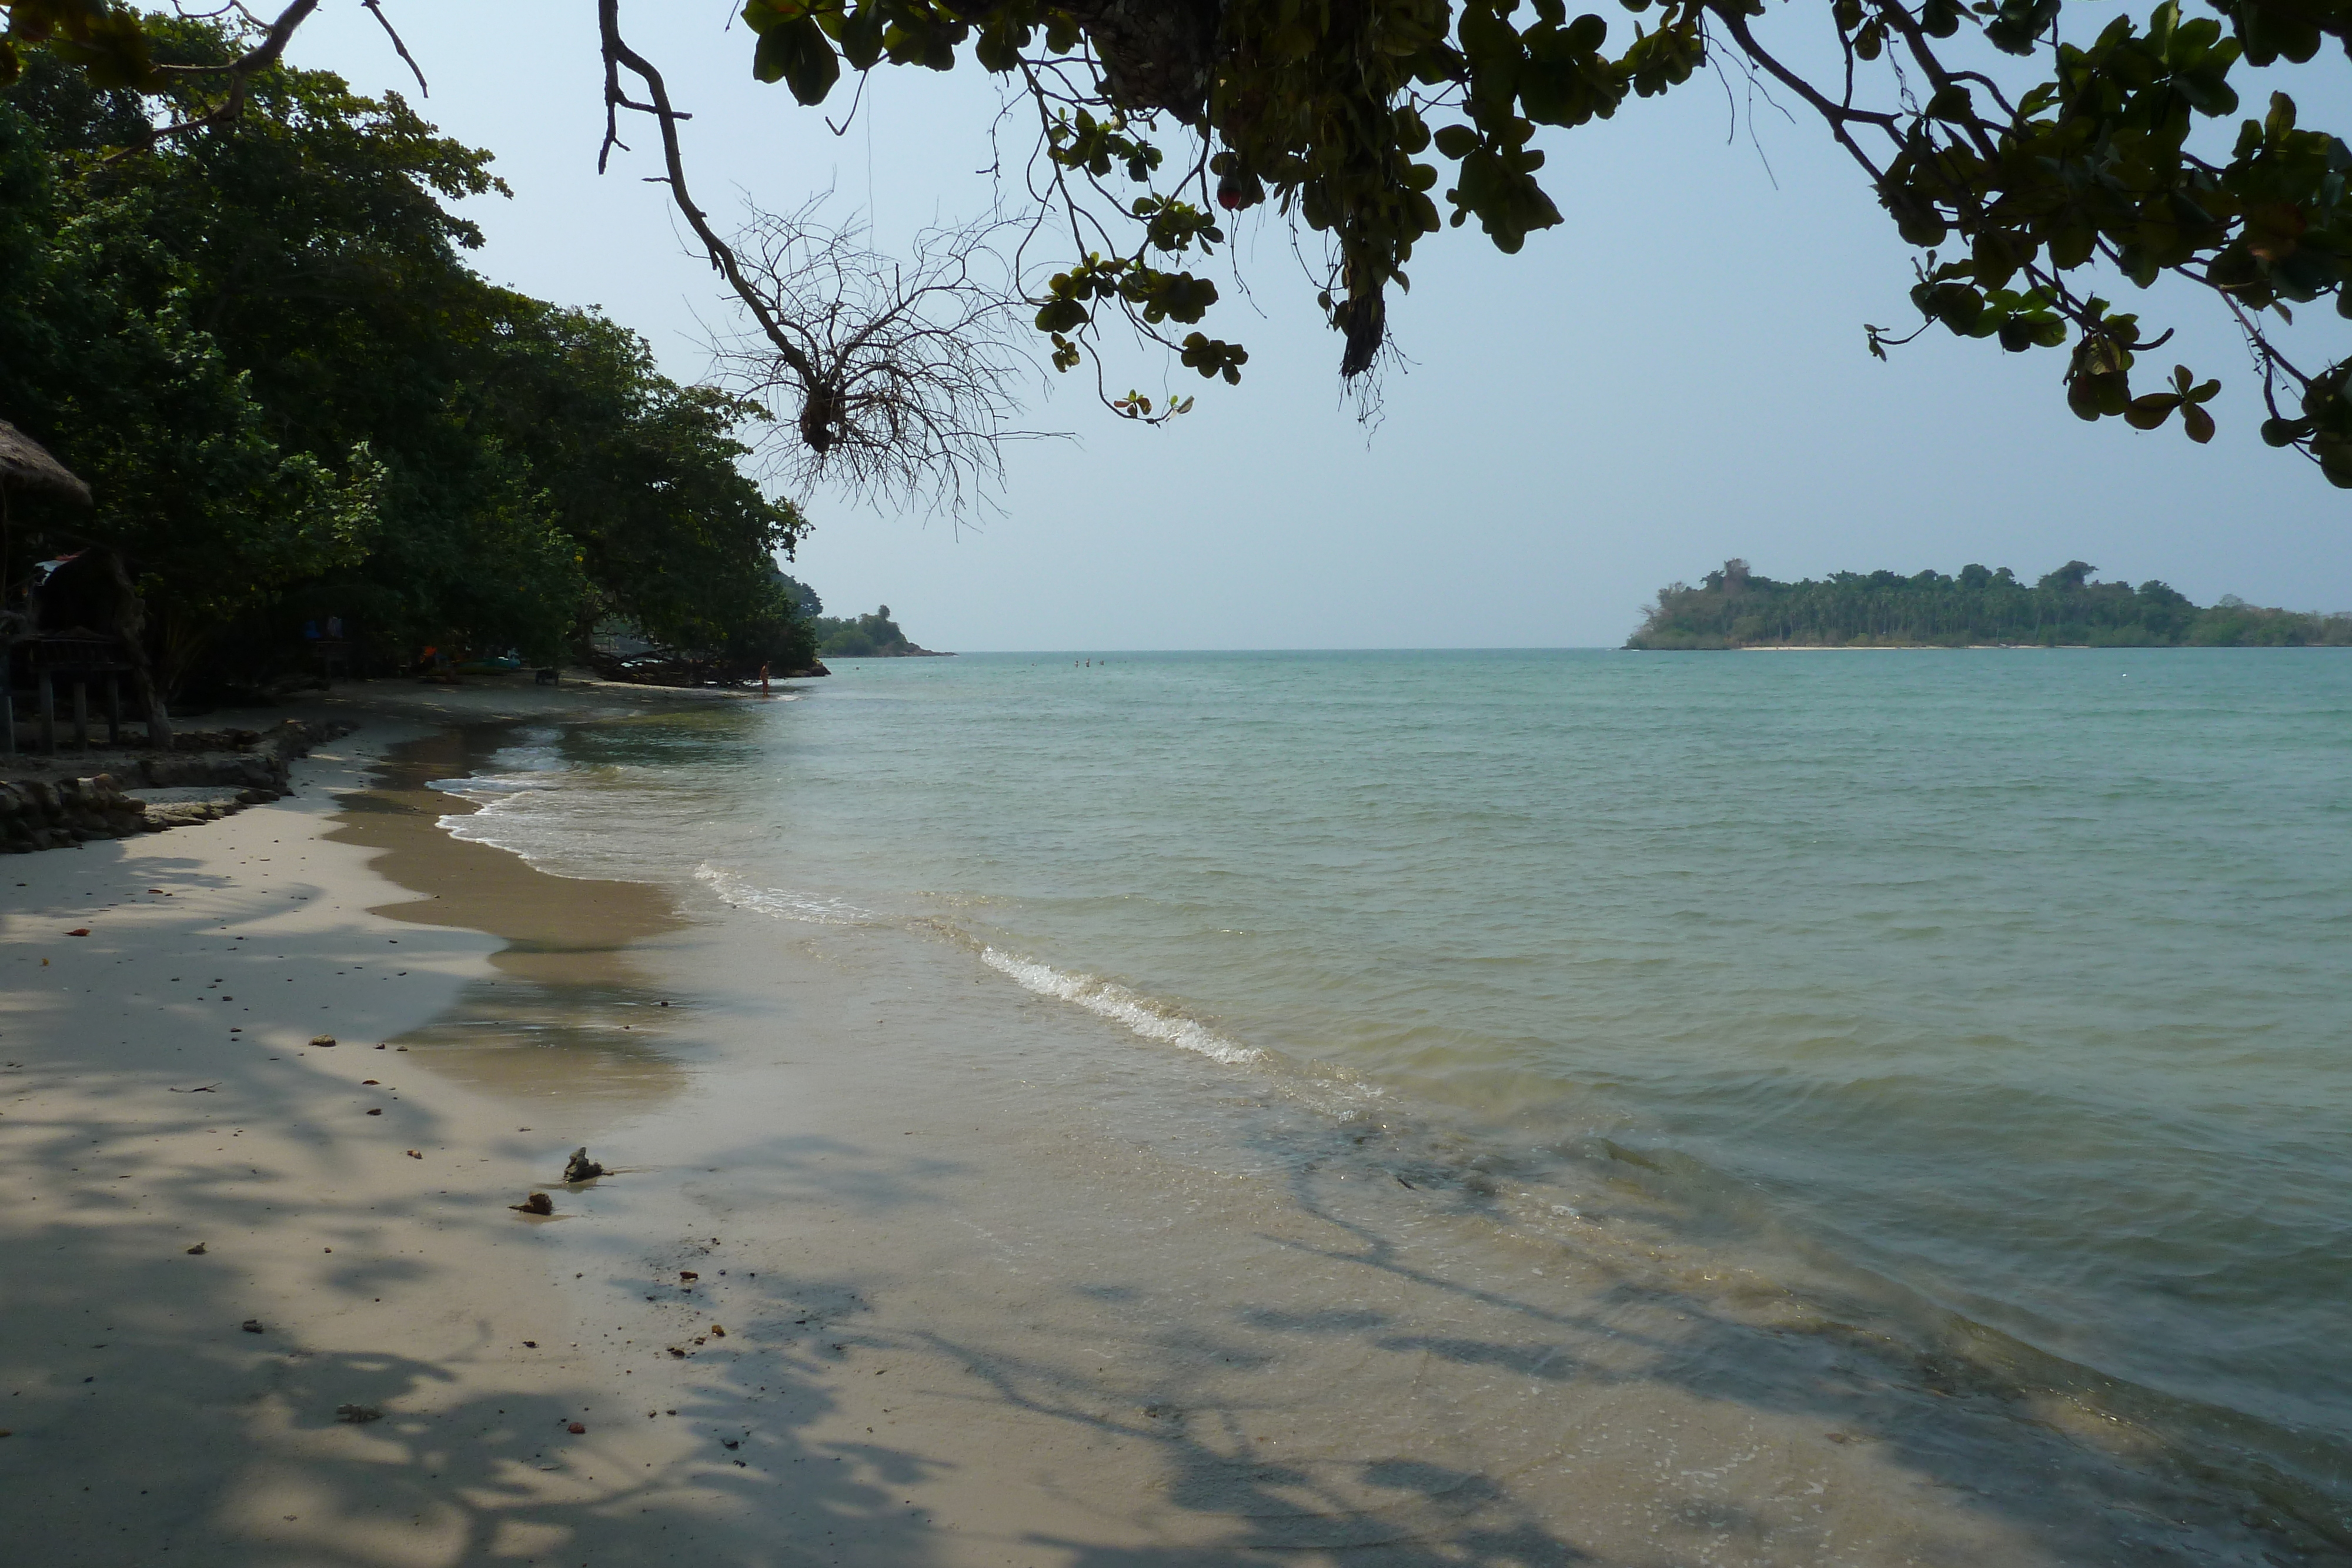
[0,420,92,507]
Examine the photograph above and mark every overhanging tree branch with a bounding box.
[597,0,820,392]
[102,0,319,158]
[599,0,1048,513]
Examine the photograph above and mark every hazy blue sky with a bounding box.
[290,2,2346,650]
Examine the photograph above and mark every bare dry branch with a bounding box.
[599,0,1051,516]
[706,199,1055,517]
[360,0,427,96]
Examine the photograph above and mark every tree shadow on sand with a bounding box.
[640,1094,2352,1567]
[0,1033,967,1568]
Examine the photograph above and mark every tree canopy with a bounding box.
[809,603,934,657]
[0,16,813,695]
[1629,557,2352,644]
[9,0,2352,490]
[713,0,2352,483]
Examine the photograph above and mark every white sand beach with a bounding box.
[0,682,2322,1567]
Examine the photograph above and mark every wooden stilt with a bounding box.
[104,673,121,745]
[37,667,54,754]
[71,678,89,751]
[132,658,171,752]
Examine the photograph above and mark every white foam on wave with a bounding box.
[981,948,1261,1065]
[429,770,572,857]
[694,863,874,925]
[428,770,568,806]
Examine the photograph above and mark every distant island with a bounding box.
[811,604,949,658]
[1628,561,2352,650]
[778,576,949,658]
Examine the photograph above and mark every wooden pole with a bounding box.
[37,662,54,754]
[71,676,88,751]
[104,672,121,745]
[133,656,171,751]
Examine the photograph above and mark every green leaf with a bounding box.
[753,16,841,104]
[1433,124,1481,159]
[1984,0,2062,54]
[839,5,888,71]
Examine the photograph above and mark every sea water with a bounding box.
[433,648,2352,1502]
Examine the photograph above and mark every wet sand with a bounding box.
[0,686,2333,1566]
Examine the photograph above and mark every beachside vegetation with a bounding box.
[1628,559,2352,647]
[0,18,814,698]
[771,577,938,657]
[810,604,937,657]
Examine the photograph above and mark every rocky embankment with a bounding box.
[1,718,354,852]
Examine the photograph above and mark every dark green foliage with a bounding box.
[811,604,923,657]
[775,572,824,620]
[717,0,2352,482]
[17,0,2352,479]
[0,45,385,689]
[456,296,809,670]
[1628,559,2352,648]
[0,21,809,694]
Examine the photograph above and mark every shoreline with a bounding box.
[4,678,2343,1564]
[0,683,789,1566]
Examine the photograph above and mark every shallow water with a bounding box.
[432,648,2352,1519]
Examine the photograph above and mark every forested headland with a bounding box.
[1629,561,2352,650]
[1,19,816,701]
[776,578,943,658]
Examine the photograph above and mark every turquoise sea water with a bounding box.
[443,648,2352,1499]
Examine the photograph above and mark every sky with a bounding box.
[288,2,2348,650]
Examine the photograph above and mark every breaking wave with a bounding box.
[981,947,1261,1065]
[694,863,876,925]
